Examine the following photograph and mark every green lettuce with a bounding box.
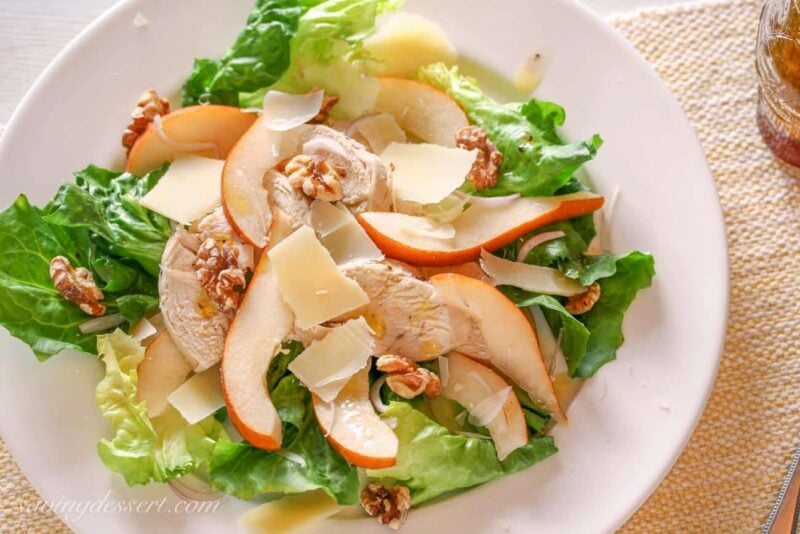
[501,252,655,378]
[245,0,401,115]
[369,403,557,504]
[182,0,304,106]
[418,64,602,197]
[209,341,359,504]
[0,165,168,359]
[95,330,224,485]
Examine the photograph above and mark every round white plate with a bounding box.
[0,0,727,532]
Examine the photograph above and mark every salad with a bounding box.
[0,0,656,530]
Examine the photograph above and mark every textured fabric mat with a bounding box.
[1,0,797,532]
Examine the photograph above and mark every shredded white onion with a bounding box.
[276,449,307,467]
[324,404,336,438]
[467,386,512,428]
[303,137,350,161]
[457,431,492,440]
[516,231,566,262]
[262,90,324,131]
[437,355,450,387]
[370,376,389,414]
[548,330,564,379]
[153,115,218,155]
[454,190,520,207]
[79,313,126,335]
[167,474,222,502]
[480,250,585,297]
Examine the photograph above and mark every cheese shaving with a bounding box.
[480,250,585,297]
[467,386,512,428]
[262,90,324,131]
[167,365,225,425]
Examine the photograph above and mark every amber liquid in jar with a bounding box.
[757,0,800,166]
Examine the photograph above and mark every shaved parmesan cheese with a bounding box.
[167,365,225,424]
[140,155,224,224]
[530,306,568,377]
[309,201,384,264]
[346,113,407,154]
[400,216,456,240]
[467,386,512,428]
[130,316,158,343]
[268,226,370,328]
[262,90,324,131]
[381,142,477,204]
[288,318,375,402]
[480,250,585,297]
[238,490,343,534]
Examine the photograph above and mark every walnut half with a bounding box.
[193,238,246,316]
[455,125,503,190]
[565,282,601,315]
[122,89,170,153]
[49,256,106,316]
[360,482,411,530]
[377,354,441,399]
[285,154,344,201]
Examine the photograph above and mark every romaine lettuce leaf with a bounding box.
[209,341,359,504]
[501,252,655,378]
[418,63,602,197]
[182,0,304,106]
[0,164,168,360]
[368,403,557,504]
[95,330,224,485]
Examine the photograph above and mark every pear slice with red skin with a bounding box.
[430,273,567,423]
[221,253,294,451]
[357,192,603,267]
[126,105,257,175]
[441,353,528,460]
[136,331,192,418]
[313,368,398,469]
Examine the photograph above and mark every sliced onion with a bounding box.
[516,231,566,262]
[345,113,406,154]
[79,313,126,335]
[467,386,512,428]
[454,190,520,207]
[437,355,450,387]
[262,90,324,131]
[302,137,350,160]
[480,250,585,297]
[276,450,307,467]
[153,115,218,155]
[370,376,389,414]
[458,431,491,441]
[167,474,222,502]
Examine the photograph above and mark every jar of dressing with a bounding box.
[757,0,800,166]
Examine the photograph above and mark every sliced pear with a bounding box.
[126,105,257,175]
[313,368,398,469]
[136,331,192,418]
[358,192,603,266]
[442,353,528,460]
[430,273,566,423]
[221,255,294,451]
[373,78,468,147]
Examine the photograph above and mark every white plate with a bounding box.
[0,0,727,532]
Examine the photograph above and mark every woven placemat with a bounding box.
[2,0,798,531]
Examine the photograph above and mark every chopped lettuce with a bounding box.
[0,165,169,359]
[246,0,402,115]
[183,0,400,112]
[95,330,224,485]
[182,0,304,106]
[369,403,557,504]
[418,63,602,197]
[501,252,655,378]
[209,342,359,504]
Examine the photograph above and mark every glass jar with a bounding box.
[756,0,800,167]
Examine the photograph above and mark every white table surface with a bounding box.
[0,0,692,124]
